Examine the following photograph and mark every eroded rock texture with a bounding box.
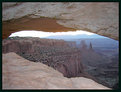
[2,2,119,40]
[2,37,85,78]
[2,52,110,89]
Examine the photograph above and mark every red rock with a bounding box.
[2,52,111,89]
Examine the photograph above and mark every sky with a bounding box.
[9,30,107,39]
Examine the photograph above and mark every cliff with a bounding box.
[78,40,119,88]
[2,52,110,89]
[2,37,84,78]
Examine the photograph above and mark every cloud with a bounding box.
[10,30,94,38]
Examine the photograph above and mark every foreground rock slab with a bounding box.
[2,52,110,89]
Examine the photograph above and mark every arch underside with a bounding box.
[2,2,119,40]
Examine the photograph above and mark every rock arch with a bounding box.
[2,2,119,40]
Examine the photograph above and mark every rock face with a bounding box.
[2,37,85,78]
[79,40,110,67]
[78,40,119,88]
[2,52,110,89]
[2,2,119,40]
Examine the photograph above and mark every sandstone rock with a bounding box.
[2,37,68,53]
[2,2,119,40]
[2,37,84,78]
[2,52,111,89]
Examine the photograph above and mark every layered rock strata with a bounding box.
[2,52,110,89]
[2,37,84,78]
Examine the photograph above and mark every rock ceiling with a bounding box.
[2,2,119,40]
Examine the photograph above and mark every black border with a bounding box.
[1,0,120,2]
[1,0,120,92]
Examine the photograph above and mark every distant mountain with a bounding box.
[78,40,119,88]
[45,34,118,49]
[45,34,107,40]
[77,40,111,67]
[65,38,118,49]
[75,38,119,57]
[78,38,118,48]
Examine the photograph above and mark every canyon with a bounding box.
[2,2,119,90]
[3,37,86,78]
[2,37,119,89]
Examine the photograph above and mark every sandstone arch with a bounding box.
[2,2,119,40]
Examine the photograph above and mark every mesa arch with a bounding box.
[2,2,119,40]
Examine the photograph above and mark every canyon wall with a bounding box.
[2,37,118,88]
[2,2,119,40]
[2,52,110,89]
[2,37,86,78]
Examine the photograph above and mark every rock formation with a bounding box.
[78,40,119,88]
[80,40,87,50]
[2,37,118,89]
[2,2,119,40]
[2,37,85,78]
[89,42,93,51]
[2,52,110,89]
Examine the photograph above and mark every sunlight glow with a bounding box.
[10,30,94,38]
